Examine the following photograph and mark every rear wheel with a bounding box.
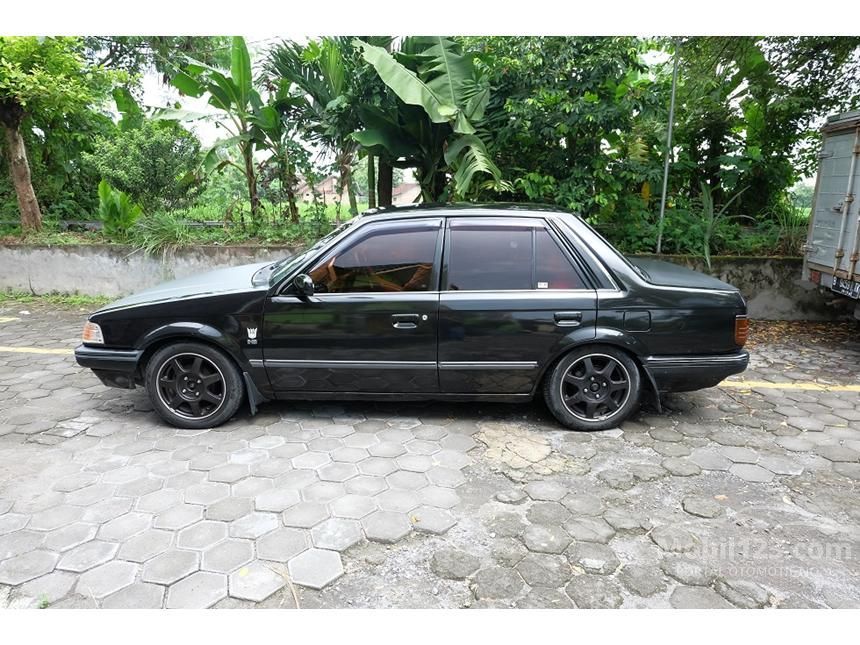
[145,342,244,429]
[543,345,641,431]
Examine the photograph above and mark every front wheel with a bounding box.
[543,345,642,431]
[145,341,245,429]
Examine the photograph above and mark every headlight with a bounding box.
[82,321,104,345]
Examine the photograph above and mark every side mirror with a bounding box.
[293,274,314,297]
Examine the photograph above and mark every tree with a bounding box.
[0,37,115,230]
[83,119,204,212]
[352,37,509,203]
[83,37,230,80]
[266,38,387,219]
[168,37,265,225]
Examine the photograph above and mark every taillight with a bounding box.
[734,316,749,347]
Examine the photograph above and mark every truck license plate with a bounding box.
[831,275,860,299]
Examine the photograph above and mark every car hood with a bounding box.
[96,262,271,312]
[629,258,739,291]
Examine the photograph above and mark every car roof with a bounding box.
[357,202,582,222]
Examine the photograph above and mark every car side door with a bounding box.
[261,217,443,394]
[438,216,597,394]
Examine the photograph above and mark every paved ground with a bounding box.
[0,302,858,609]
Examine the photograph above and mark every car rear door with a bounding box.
[261,217,443,394]
[438,216,597,394]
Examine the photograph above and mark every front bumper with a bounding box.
[74,344,142,389]
[643,351,749,393]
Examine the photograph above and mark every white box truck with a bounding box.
[802,110,860,319]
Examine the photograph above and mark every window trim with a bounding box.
[440,217,592,293]
[280,217,444,297]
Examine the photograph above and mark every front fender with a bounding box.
[137,322,251,372]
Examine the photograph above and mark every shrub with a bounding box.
[97,180,142,239]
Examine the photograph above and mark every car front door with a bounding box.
[438,217,597,394]
[262,217,443,394]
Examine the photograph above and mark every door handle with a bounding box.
[392,313,420,330]
[554,311,582,327]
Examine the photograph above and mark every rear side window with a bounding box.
[445,221,584,291]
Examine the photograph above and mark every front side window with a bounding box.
[445,220,584,291]
[307,220,440,293]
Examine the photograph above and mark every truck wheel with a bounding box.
[543,345,641,431]
[145,342,244,429]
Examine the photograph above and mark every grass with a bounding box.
[0,289,112,309]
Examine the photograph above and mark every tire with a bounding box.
[543,345,642,431]
[145,341,245,429]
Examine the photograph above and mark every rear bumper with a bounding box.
[643,351,749,393]
[74,344,142,389]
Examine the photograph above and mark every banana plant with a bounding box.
[699,182,751,270]
[352,37,510,201]
[163,37,264,224]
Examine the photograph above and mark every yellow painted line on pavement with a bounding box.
[721,380,860,392]
[0,317,21,323]
[0,345,72,356]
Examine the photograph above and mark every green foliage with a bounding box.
[97,180,142,239]
[0,289,111,308]
[84,120,203,211]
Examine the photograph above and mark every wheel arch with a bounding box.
[532,328,661,411]
[136,322,251,376]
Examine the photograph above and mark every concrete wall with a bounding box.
[0,244,849,320]
[0,244,296,298]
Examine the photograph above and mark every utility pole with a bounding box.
[656,38,681,255]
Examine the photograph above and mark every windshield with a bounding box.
[268,219,359,286]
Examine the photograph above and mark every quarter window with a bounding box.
[307,220,440,293]
[445,222,583,291]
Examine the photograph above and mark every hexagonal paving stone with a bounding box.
[57,540,118,573]
[98,512,152,541]
[362,511,412,543]
[166,571,228,608]
[568,542,620,575]
[562,517,615,544]
[331,447,369,463]
[376,489,421,513]
[229,512,279,539]
[208,464,250,484]
[345,475,389,496]
[330,494,377,519]
[29,505,84,531]
[201,539,254,574]
[229,561,286,601]
[230,449,268,465]
[311,518,363,551]
[185,482,230,505]
[357,457,399,477]
[410,506,455,535]
[0,550,58,585]
[516,553,571,588]
[729,463,774,483]
[18,570,77,605]
[136,489,183,514]
[522,524,571,554]
[251,458,294,479]
[292,451,331,470]
[116,477,163,498]
[523,481,568,502]
[76,560,138,599]
[117,529,173,562]
[154,504,204,530]
[44,523,99,552]
[302,481,347,504]
[232,477,273,498]
[474,566,524,600]
[52,472,99,493]
[419,486,461,509]
[317,462,359,483]
[177,521,228,550]
[66,484,117,507]
[255,488,301,513]
[425,466,465,488]
[288,548,344,589]
[206,497,254,522]
[102,582,165,609]
[256,527,309,562]
[386,471,430,491]
[282,502,330,528]
[142,549,200,584]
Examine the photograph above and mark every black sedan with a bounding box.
[75,204,749,431]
